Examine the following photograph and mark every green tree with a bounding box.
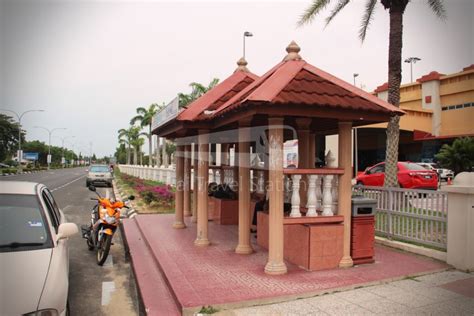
[0,114,24,162]
[298,0,446,187]
[178,78,219,108]
[118,126,139,165]
[435,137,474,175]
[131,103,164,166]
[115,143,127,164]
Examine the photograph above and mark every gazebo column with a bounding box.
[195,130,210,246]
[235,122,253,254]
[192,143,198,223]
[265,117,287,275]
[173,145,186,229]
[297,118,311,208]
[183,144,192,217]
[338,122,354,268]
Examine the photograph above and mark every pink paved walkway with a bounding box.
[123,214,449,314]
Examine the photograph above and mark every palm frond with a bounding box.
[358,0,377,42]
[135,107,147,115]
[207,78,220,89]
[427,0,447,20]
[130,115,144,126]
[297,0,331,27]
[324,0,349,27]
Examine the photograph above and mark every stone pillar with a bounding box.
[338,122,354,268]
[192,143,198,223]
[173,145,186,229]
[183,145,192,217]
[235,124,253,254]
[195,131,210,246]
[442,173,474,272]
[297,118,311,207]
[265,117,287,275]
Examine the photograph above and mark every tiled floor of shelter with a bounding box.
[123,214,449,314]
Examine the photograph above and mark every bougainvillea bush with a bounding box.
[120,173,174,207]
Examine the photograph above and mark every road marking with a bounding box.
[51,174,86,192]
[101,281,116,306]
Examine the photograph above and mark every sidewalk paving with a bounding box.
[223,270,474,315]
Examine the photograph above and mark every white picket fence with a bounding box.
[353,185,448,250]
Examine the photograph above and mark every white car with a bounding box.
[0,181,78,316]
[417,162,454,181]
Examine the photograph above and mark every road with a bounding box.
[2,168,138,315]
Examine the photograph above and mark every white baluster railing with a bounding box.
[283,168,343,218]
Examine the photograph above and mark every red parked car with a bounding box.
[356,162,438,190]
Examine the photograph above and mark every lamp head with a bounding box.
[244,31,253,37]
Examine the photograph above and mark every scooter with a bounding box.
[81,185,134,265]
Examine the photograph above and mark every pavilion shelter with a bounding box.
[152,57,259,236]
[153,41,404,275]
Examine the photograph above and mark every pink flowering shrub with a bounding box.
[120,173,174,206]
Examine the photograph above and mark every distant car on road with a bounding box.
[0,181,78,316]
[416,162,454,181]
[0,162,11,168]
[356,161,438,190]
[86,164,113,187]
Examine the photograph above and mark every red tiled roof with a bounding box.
[462,64,474,72]
[177,70,259,121]
[374,82,389,93]
[212,56,404,118]
[417,71,445,83]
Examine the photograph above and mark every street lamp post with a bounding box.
[243,31,253,60]
[0,109,44,171]
[353,73,359,86]
[34,126,67,169]
[61,136,75,168]
[404,57,421,83]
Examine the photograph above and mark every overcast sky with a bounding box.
[1,0,472,157]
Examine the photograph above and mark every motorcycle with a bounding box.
[81,185,134,265]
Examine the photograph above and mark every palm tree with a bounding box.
[131,103,164,166]
[178,78,220,108]
[298,0,446,187]
[118,127,134,165]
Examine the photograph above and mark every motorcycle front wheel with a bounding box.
[97,233,112,266]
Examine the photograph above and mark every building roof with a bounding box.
[177,58,259,122]
[209,41,404,119]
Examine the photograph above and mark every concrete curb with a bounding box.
[112,179,138,219]
[375,236,447,262]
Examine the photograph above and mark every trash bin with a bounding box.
[351,196,377,264]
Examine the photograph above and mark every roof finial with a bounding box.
[284,41,302,61]
[234,57,250,73]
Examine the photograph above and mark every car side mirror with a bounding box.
[88,185,96,192]
[57,223,78,241]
